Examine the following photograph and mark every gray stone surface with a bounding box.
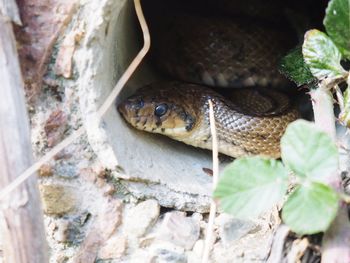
[157,212,200,250]
[129,249,155,263]
[98,235,127,259]
[216,213,259,246]
[151,242,187,263]
[39,184,78,216]
[123,199,160,238]
[187,239,205,263]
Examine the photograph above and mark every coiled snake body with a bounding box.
[118,14,299,158]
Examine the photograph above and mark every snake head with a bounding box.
[118,89,196,138]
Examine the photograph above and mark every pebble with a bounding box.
[192,212,203,223]
[216,214,258,246]
[53,219,70,243]
[72,199,123,263]
[55,253,69,263]
[123,199,160,238]
[139,234,156,248]
[98,235,127,259]
[158,211,200,250]
[187,239,205,263]
[44,110,67,147]
[151,241,187,263]
[129,249,155,263]
[39,184,77,215]
[38,164,53,177]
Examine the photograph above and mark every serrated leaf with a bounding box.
[281,120,338,181]
[279,46,316,86]
[282,183,339,234]
[213,157,288,219]
[303,29,346,80]
[324,0,350,59]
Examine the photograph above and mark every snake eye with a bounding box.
[155,104,168,117]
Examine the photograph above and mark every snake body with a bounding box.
[118,82,299,158]
[152,15,296,88]
[118,13,299,158]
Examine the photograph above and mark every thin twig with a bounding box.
[0,0,150,201]
[202,100,219,263]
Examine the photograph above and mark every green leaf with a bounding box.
[282,182,339,234]
[281,120,338,181]
[324,0,350,59]
[302,29,346,80]
[279,46,316,86]
[214,157,288,219]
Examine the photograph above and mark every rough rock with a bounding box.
[98,235,127,260]
[53,219,70,243]
[79,166,116,195]
[212,216,276,262]
[216,213,259,246]
[139,234,156,248]
[39,184,77,215]
[123,199,160,238]
[44,110,68,147]
[55,253,69,263]
[187,239,205,263]
[158,211,200,250]
[38,164,53,177]
[54,30,80,78]
[129,249,155,263]
[73,198,123,263]
[49,213,90,244]
[151,241,187,263]
[191,212,203,223]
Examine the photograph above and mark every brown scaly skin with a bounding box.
[151,15,297,89]
[118,82,299,158]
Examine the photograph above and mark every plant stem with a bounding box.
[309,86,336,140]
[322,203,350,262]
[310,84,350,263]
[202,100,219,263]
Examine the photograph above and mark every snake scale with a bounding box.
[118,5,300,159]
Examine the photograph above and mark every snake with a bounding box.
[118,13,300,159]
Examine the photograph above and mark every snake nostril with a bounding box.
[134,99,144,109]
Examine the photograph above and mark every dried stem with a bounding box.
[202,100,219,263]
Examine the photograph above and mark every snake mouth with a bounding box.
[118,101,145,127]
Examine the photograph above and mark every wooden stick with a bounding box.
[0,8,48,263]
